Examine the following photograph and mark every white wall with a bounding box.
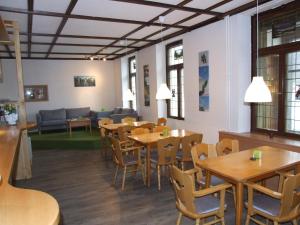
[116,14,252,143]
[0,59,117,121]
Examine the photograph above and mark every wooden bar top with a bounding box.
[0,123,60,225]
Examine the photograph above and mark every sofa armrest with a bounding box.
[36,113,42,132]
[90,110,98,120]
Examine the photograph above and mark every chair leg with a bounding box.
[274,221,279,225]
[245,215,250,225]
[176,212,182,225]
[221,217,225,225]
[140,164,146,185]
[121,166,127,191]
[292,219,298,225]
[195,218,200,225]
[232,186,236,208]
[157,165,161,191]
[113,165,119,185]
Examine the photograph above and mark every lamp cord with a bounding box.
[256,0,259,77]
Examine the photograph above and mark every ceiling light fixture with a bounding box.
[244,0,272,103]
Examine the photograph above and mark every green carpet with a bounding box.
[30,129,109,150]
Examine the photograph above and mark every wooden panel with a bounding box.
[219,131,300,153]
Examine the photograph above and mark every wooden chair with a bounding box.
[157,117,167,126]
[131,127,150,135]
[153,125,171,133]
[139,122,155,132]
[98,118,114,159]
[111,137,145,191]
[177,133,203,170]
[216,138,239,156]
[245,173,300,225]
[117,125,133,148]
[121,116,136,123]
[169,165,232,225]
[150,137,180,190]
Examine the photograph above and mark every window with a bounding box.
[128,56,137,110]
[166,40,184,119]
[251,1,300,138]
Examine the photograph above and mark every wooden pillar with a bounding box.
[12,21,32,179]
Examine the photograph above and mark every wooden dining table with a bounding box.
[100,121,154,134]
[128,129,195,187]
[197,146,300,225]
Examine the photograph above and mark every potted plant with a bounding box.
[4,103,18,125]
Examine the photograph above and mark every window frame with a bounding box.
[250,1,300,139]
[128,56,136,110]
[165,40,184,120]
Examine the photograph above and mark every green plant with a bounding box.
[4,104,16,115]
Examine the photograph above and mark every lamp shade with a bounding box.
[124,89,135,101]
[156,83,172,100]
[244,76,272,103]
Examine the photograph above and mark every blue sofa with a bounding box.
[36,107,97,134]
[97,107,138,123]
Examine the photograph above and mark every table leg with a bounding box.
[235,182,244,225]
[69,126,72,137]
[89,123,92,135]
[146,144,151,187]
[205,171,211,188]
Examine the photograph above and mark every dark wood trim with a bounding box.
[111,0,223,17]
[45,0,78,58]
[165,40,184,120]
[27,0,33,58]
[95,0,193,59]
[9,31,154,42]
[0,6,186,29]
[0,51,121,55]
[224,0,273,16]
[20,41,137,49]
[250,1,300,138]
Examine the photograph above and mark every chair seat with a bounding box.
[200,175,224,186]
[195,195,221,214]
[123,154,139,166]
[245,193,280,217]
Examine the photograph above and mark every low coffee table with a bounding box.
[67,118,91,137]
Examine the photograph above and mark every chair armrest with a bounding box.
[193,183,232,197]
[246,182,282,199]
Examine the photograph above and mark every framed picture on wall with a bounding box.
[143,65,150,106]
[74,76,96,87]
[24,85,48,102]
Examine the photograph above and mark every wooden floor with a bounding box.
[16,149,296,225]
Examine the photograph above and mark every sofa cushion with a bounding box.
[39,108,66,121]
[41,120,66,126]
[66,107,90,119]
[97,111,112,118]
[113,107,122,114]
[122,108,134,114]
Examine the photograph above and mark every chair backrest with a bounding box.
[216,138,239,156]
[157,117,167,126]
[279,173,300,217]
[153,125,171,133]
[111,137,124,167]
[131,127,150,135]
[156,137,180,165]
[117,125,132,142]
[121,116,136,123]
[98,118,113,137]
[170,165,197,214]
[181,133,203,161]
[191,143,217,181]
[139,122,155,132]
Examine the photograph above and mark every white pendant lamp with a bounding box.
[124,89,135,101]
[244,0,272,103]
[156,83,172,100]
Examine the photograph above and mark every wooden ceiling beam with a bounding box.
[0,56,115,60]
[20,41,137,49]
[111,0,223,17]
[27,0,33,57]
[0,50,121,56]
[9,31,154,42]
[0,6,187,29]
[45,0,78,58]
[95,0,193,59]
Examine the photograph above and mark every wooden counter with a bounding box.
[219,131,300,152]
[0,124,60,225]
